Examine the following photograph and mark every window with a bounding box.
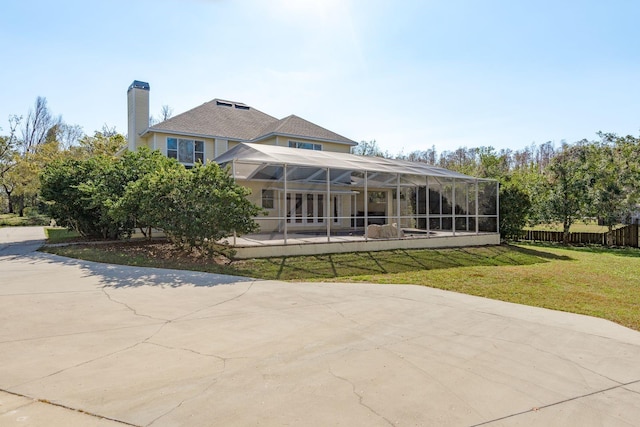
[262,189,274,209]
[283,193,342,224]
[167,138,204,165]
[289,141,322,151]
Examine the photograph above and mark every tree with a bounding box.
[0,115,21,213]
[21,97,62,155]
[499,180,531,240]
[405,145,438,164]
[585,133,640,244]
[149,105,174,126]
[160,105,173,121]
[41,155,133,238]
[541,142,592,244]
[2,97,78,216]
[77,131,127,157]
[57,123,85,150]
[110,148,182,237]
[352,140,386,157]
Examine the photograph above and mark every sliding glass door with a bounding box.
[286,193,339,224]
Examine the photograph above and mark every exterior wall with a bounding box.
[237,179,355,234]
[136,135,153,150]
[214,139,228,158]
[127,86,150,151]
[255,136,279,147]
[232,233,501,259]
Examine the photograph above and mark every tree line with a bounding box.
[0,97,126,216]
[353,135,640,244]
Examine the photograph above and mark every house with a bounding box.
[127,80,499,258]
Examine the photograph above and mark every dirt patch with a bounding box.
[77,239,234,267]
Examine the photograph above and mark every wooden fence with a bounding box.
[521,224,639,247]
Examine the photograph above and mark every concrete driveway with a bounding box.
[1,227,639,426]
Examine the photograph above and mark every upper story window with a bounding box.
[289,141,322,151]
[167,138,204,165]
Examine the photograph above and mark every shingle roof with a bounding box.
[148,99,278,140]
[146,100,357,145]
[252,115,356,145]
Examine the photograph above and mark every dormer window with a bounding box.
[167,138,204,165]
[289,141,322,151]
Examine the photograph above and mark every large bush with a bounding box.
[41,148,262,254]
[118,162,262,254]
[41,155,132,239]
[499,182,531,240]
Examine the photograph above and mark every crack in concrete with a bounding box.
[386,291,640,350]
[144,377,222,427]
[455,329,630,386]
[144,341,227,367]
[0,290,98,297]
[381,346,487,421]
[101,288,170,322]
[16,278,256,414]
[10,337,153,389]
[169,280,256,322]
[328,367,395,426]
[382,333,591,410]
[622,384,640,395]
[135,280,256,347]
[323,302,364,327]
[0,323,166,345]
[469,379,640,427]
[0,388,140,426]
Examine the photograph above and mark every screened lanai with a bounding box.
[215,143,499,253]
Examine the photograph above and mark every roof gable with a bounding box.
[145,100,356,145]
[148,99,278,140]
[252,115,357,146]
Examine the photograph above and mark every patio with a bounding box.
[215,143,501,258]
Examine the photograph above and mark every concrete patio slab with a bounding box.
[1,227,639,426]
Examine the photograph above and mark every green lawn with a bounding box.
[44,227,81,243]
[40,241,640,331]
[525,221,623,233]
[0,213,50,227]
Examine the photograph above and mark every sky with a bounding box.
[1,0,639,155]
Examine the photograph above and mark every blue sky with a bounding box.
[1,0,639,155]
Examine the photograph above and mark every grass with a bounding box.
[525,221,624,233]
[44,227,81,244]
[0,213,50,227]
[40,240,640,331]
